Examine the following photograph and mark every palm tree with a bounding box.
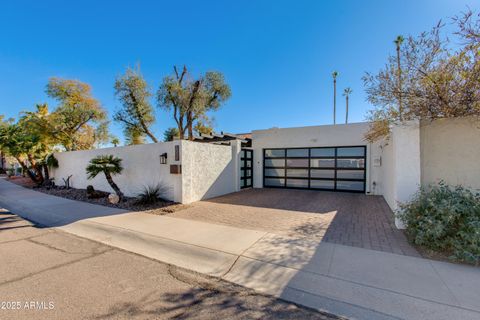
[332,71,339,125]
[394,35,404,120]
[86,155,124,199]
[111,137,120,147]
[343,88,352,124]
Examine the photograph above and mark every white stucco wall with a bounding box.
[420,117,480,191]
[52,141,182,202]
[380,121,421,228]
[180,140,238,203]
[251,122,383,195]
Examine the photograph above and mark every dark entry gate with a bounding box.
[263,146,366,192]
[241,149,253,189]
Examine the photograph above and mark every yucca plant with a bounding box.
[136,183,169,205]
[86,155,124,199]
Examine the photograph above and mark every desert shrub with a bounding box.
[136,183,170,205]
[398,182,480,264]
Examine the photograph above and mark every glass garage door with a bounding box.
[263,146,366,192]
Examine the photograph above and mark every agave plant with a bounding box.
[86,155,124,199]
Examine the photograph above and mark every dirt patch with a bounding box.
[33,186,187,213]
[6,176,36,188]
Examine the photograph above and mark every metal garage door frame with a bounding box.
[263,146,366,193]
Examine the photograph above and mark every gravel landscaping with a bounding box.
[37,186,187,213]
[6,176,186,214]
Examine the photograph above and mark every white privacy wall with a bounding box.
[251,122,383,195]
[381,121,421,228]
[420,117,480,191]
[180,140,239,203]
[52,141,182,202]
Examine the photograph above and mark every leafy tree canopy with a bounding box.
[364,10,480,142]
[157,66,231,140]
[114,66,158,143]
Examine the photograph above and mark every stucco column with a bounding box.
[391,120,421,228]
[231,140,242,192]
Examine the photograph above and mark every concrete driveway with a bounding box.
[170,188,419,256]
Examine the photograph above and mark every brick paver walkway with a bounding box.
[170,188,420,257]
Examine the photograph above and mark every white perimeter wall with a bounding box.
[420,117,480,191]
[251,122,383,195]
[380,121,421,228]
[52,141,183,202]
[52,140,241,204]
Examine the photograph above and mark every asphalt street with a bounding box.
[0,209,339,320]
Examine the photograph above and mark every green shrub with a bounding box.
[398,182,480,264]
[135,183,170,205]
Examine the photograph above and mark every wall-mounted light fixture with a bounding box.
[160,153,168,164]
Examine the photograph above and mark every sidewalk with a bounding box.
[1,178,479,320]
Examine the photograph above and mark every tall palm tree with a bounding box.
[332,71,339,125]
[394,35,404,120]
[343,88,352,124]
[86,155,124,199]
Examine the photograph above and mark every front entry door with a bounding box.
[241,149,253,189]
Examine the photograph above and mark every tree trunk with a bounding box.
[345,96,349,124]
[104,172,123,200]
[27,154,44,184]
[396,46,403,120]
[144,128,158,143]
[15,157,38,184]
[43,164,50,181]
[177,118,184,140]
[187,111,194,141]
[333,79,337,125]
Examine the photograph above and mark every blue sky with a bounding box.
[0,0,478,142]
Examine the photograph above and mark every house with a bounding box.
[52,117,480,228]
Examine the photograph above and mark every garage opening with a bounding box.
[263,146,366,192]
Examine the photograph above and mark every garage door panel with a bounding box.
[265,168,285,177]
[265,149,285,157]
[310,159,335,168]
[286,169,309,177]
[265,159,284,167]
[265,178,285,187]
[311,148,335,157]
[336,158,365,168]
[337,169,364,180]
[286,179,309,188]
[310,169,335,179]
[286,149,309,157]
[337,147,365,157]
[310,180,335,189]
[264,146,366,193]
[336,180,365,191]
[286,159,309,167]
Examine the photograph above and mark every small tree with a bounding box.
[114,67,158,143]
[157,66,231,140]
[110,136,120,147]
[86,155,124,199]
[163,127,179,142]
[363,10,480,142]
[46,78,107,150]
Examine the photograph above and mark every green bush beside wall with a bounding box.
[398,182,480,265]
